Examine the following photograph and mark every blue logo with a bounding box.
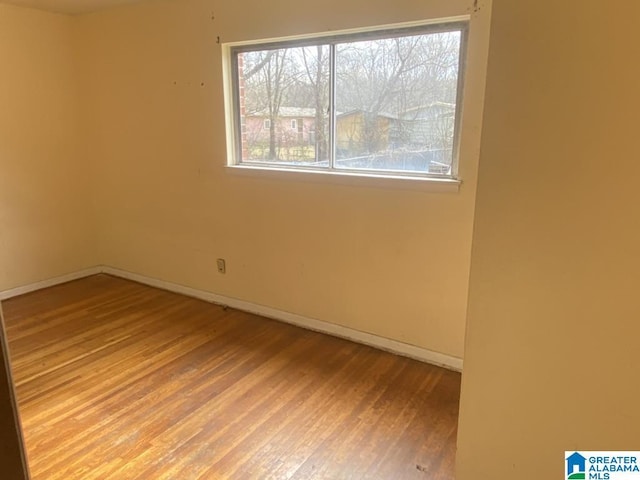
[567,452,587,479]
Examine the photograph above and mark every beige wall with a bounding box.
[0,4,96,291]
[457,0,640,477]
[74,0,491,359]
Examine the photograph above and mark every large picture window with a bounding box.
[227,21,467,179]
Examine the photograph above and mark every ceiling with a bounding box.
[1,0,148,15]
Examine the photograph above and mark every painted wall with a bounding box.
[0,5,96,291]
[75,0,491,360]
[457,0,640,477]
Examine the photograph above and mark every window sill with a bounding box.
[225,165,461,192]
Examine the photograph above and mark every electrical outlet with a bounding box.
[216,258,226,274]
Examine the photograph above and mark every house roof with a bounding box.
[247,107,317,118]
[247,103,456,120]
[403,102,456,114]
[337,109,398,120]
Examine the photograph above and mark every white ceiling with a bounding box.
[1,0,148,15]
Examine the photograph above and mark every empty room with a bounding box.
[1,0,640,479]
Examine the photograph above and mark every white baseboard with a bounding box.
[102,267,463,372]
[0,267,102,301]
[1,266,463,372]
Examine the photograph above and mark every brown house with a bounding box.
[335,110,398,155]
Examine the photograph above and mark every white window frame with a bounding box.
[222,18,469,185]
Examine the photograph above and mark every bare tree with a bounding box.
[299,46,329,161]
[244,49,296,160]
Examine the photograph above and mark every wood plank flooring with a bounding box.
[1,274,460,479]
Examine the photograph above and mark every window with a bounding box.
[227,21,467,179]
[263,119,271,130]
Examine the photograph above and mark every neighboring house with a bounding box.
[243,103,456,169]
[335,105,455,156]
[244,107,317,150]
[398,102,456,150]
[335,110,398,155]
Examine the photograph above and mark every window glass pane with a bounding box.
[237,46,330,166]
[335,31,461,175]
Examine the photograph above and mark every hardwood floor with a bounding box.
[2,275,460,479]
